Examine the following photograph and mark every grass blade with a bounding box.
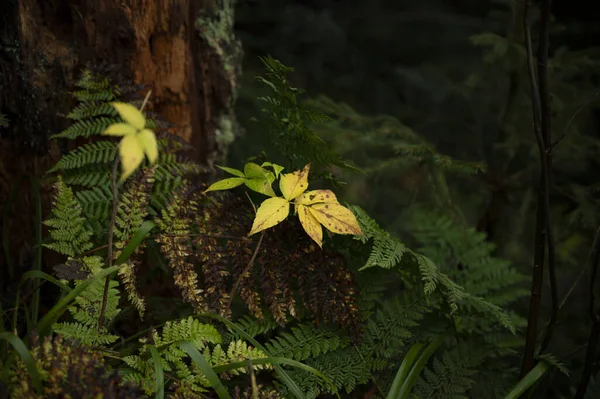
[179,340,232,399]
[0,332,42,394]
[31,178,42,325]
[2,176,24,279]
[397,334,448,399]
[504,361,550,399]
[386,343,424,399]
[211,356,335,388]
[114,221,155,266]
[148,345,165,399]
[12,270,72,335]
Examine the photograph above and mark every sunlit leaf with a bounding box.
[298,204,323,247]
[249,197,290,236]
[205,177,246,192]
[264,171,276,185]
[245,177,276,197]
[119,134,144,182]
[217,165,245,178]
[111,102,146,130]
[262,162,285,178]
[280,164,310,201]
[309,202,363,236]
[244,162,267,179]
[138,129,158,164]
[103,123,137,136]
[296,189,339,206]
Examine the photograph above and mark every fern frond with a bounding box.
[123,317,224,396]
[205,339,271,377]
[47,141,117,173]
[67,101,119,120]
[256,55,358,173]
[266,325,350,361]
[53,322,119,346]
[76,186,113,223]
[51,117,120,139]
[43,177,93,257]
[233,315,279,338]
[414,345,485,399]
[155,183,207,312]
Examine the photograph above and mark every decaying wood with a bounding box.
[0,0,241,282]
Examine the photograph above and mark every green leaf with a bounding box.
[204,178,246,193]
[262,162,284,178]
[244,177,276,197]
[244,162,267,179]
[216,165,245,178]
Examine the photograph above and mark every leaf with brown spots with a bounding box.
[298,204,323,247]
[249,197,290,236]
[279,163,310,201]
[296,189,339,206]
[308,202,363,237]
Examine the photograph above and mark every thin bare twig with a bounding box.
[550,92,599,151]
[536,0,557,355]
[574,229,600,399]
[226,231,265,313]
[521,0,557,376]
[540,226,600,337]
[97,156,120,329]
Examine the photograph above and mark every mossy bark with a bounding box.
[0,0,241,286]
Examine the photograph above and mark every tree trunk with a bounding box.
[0,0,241,287]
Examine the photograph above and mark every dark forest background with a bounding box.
[1,0,600,397]
[230,0,600,396]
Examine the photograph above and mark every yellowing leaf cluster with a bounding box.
[245,163,363,247]
[102,102,158,182]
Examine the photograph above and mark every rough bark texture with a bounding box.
[0,0,241,286]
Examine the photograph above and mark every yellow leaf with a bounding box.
[103,123,137,136]
[112,102,146,130]
[279,163,310,201]
[249,197,290,236]
[308,202,363,236]
[296,189,339,206]
[137,129,158,163]
[119,134,144,182]
[298,204,323,247]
